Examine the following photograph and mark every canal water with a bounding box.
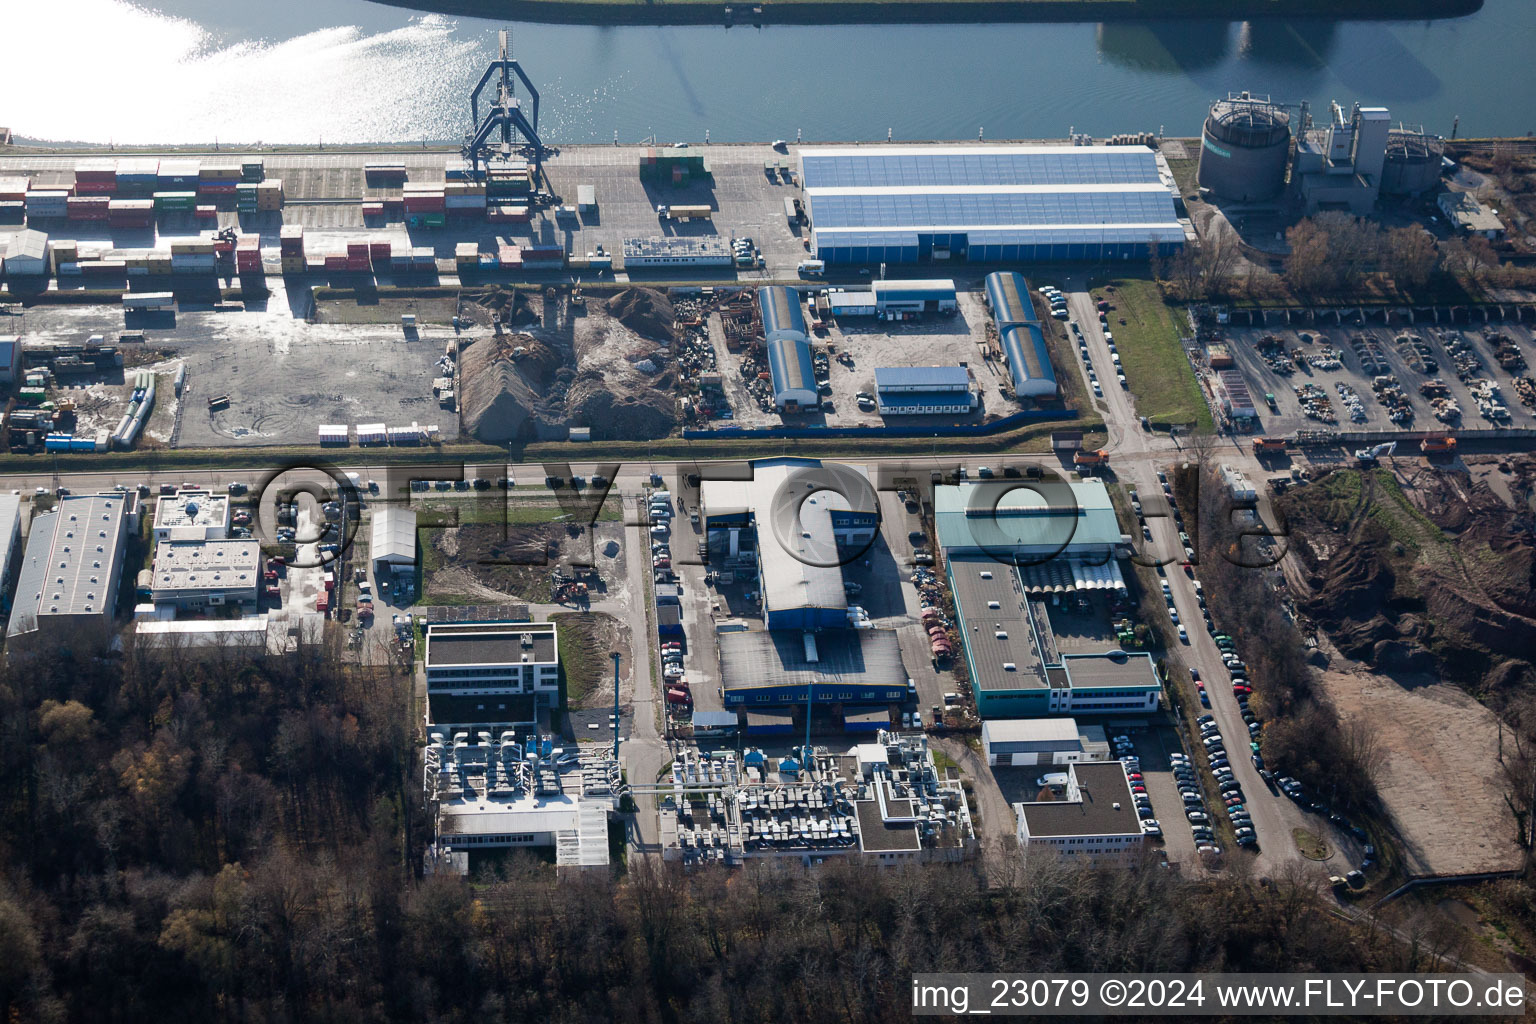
[11,0,1535,145]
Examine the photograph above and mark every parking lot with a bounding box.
[1216,322,1536,436]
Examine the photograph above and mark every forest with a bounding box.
[0,634,1503,1022]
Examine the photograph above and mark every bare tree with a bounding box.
[1384,226,1438,292]
[1198,229,1243,299]
[1284,218,1334,296]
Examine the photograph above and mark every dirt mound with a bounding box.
[1281,459,1536,717]
[460,304,680,444]
[605,287,677,344]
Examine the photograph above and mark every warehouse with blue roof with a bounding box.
[798,145,1185,265]
[984,272,1058,399]
[757,286,819,411]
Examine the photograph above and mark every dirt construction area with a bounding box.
[1317,660,1521,877]
[1278,456,1536,876]
[1213,322,1536,436]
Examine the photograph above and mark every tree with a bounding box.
[1384,226,1438,292]
[1197,229,1243,299]
[1284,218,1334,296]
[1315,211,1381,292]
[38,699,95,747]
[1165,246,1204,301]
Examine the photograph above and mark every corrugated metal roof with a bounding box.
[757,285,806,340]
[874,366,970,391]
[999,322,1057,394]
[767,335,817,400]
[985,272,1035,329]
[371,507,418,564]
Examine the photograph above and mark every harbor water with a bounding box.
[9,0,1536,145]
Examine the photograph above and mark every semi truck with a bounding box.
[656,204,712,220]
[1251,437,1287,454]
[1072,448,1109,468]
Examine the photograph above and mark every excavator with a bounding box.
[1354,441,1397,466]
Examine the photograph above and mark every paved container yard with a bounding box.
[0,144,814,279]
[1215,323,1536,436]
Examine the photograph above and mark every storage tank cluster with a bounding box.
[1197,91,1292,202]
[112,370,156,450]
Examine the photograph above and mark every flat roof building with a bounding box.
[870,278,957,314]
[424,620,560,720]
[0,494,21,611]
[150,540,260,609]
[947,555,1158,718]
[425,732,613,868]
[981,717,1110,766]
[935,480,1127,562]
[701,458,878,632]
[8,492,130,640]
[873,367,977,415]
[0,336,20,385]
[1014,761,1144,863]
[799,146,1185,265]
[152,489,229,542]
[719,628,907,709]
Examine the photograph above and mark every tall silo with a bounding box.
[1197,92,1292,201]
[1381,125,1445,196]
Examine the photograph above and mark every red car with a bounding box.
[1183,563,1195,577]
[1233,684,1253,695]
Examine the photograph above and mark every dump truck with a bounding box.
[1072,448,1109,468]
[1420,434,1456,453]
[1251,437,1287,454]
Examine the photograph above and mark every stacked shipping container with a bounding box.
[279,224,305,273]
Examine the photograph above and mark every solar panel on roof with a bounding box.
[800,149,1161,188]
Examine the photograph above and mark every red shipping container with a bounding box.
[361,202,384,216]
[346,242,369,256]
[369,241,391,256]
[195,205,217,218]
[523,245,565,262]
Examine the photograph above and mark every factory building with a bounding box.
[798,146,1185,265]
[2,229,48,276]
[981,718,1110,767]
[1381,126,1446,196]
[423,620,559,727]
[622,236,732,267]
[424,732,615,868]
[700,458,879,632]
[935,480,1157,718]
[717,628,908,714]
[1014,761,1144,863]
[870,279,957,316]
[758,287,820,410]
[8,493,132,641]
[874,366,976,415]
[370,507,418,581]
[150,540,261,610]
[1292,101,1391,214]
[935,479,1129,563]
[984,273,1058,399]
[946,553,1159,718]
[152,489,229,542]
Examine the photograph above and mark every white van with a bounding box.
[797,259,825,277]
[1037,772,1070,788]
